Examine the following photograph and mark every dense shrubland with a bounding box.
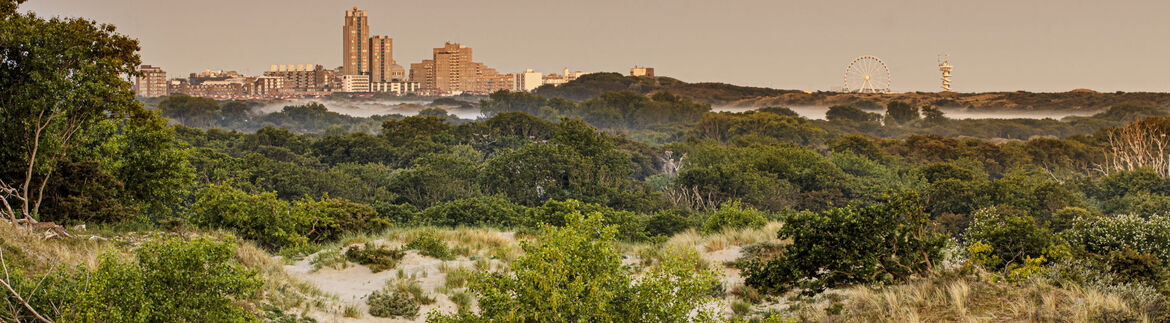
[9,0,1170,320]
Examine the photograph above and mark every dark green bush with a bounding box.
[743,192,946,295]
[345,243,404,273]
[417,195,526,227]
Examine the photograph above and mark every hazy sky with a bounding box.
[19,0,1170,93]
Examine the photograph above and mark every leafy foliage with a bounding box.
[429,213,720,321]
[700,200,768,233]
[55,237,261,322]
[744,192,946,295]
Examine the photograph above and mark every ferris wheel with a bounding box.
[843,56,891,93]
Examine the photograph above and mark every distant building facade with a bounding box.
[371,81,420,95]
[135,65,168,97]
[264,64,335,90]
[409,42,510,94]
[252,76,284,96]
[342,7,370,76]
[542,68,587,87]
[341,74,370,93]
[630,65,655,77]
[370,35,405,82]
[514,69,543,92]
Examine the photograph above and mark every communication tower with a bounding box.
[938,53,953,92]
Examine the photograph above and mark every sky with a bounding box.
[18,0,1170,93]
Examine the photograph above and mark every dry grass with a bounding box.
[777,272,1149,323]
[0,223,132,273]
[661,221,782,253]
[235,240,334,312]
[326,226,520,261]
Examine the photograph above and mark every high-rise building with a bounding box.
[369,35,403,82]
[135,65,168,97]
[410,60,435,91]
[409,43,507,94]
[342,7,369,76]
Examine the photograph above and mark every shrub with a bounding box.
[527,199,648,241]
[345,243,404,273]
[1064,214,1170,264]
[642,209,696,238]
[405,231,453,260]
[701,200,768,233]
[298,196,388,241]
[191,185,383,251]
[58,236,261,321]
[743,192,946,295]
[964,205,1057,269]
[191,184,312,250]
[1107,248,1167,286]
[418,195,526,227]
[1048,206,1092,232]
[367,289,419,319]
[428,212,721,321]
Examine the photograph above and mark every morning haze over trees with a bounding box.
[8,0,1170,321]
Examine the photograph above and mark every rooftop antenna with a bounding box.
[938,53,953,92]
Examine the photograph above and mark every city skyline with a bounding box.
[18,0,1170,93]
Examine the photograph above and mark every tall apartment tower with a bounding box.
[135,65,168,97]
[433,43,477,93]
[342,7,369,76]
[369,35,396,82]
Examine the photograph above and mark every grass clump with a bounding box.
[393,278,437,305]
[345,243,404,272]
[445,266,472,289]
[405,230,453,260]
[366,288,419,319]
[309,248,348,272]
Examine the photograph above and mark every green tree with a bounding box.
[100,110,194,217]
[884,101,920,125]
[157,95,220,127]
[1,5,142,223]
[826,104,881,123]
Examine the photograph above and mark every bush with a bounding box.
[367,289,419,319]
[345,243,405,273]
[701,200,768,233]
[527,199,649,241]
[405,231,453,260]
[743,192,946,295]
[191,185,383,251]
[1065,214,1170,265]
[191,184,312,250]
[964,205,1057,270]
[643,209,696,238]
[418,195,526,227]
[428,212,721,321]
[57,236,261,321]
